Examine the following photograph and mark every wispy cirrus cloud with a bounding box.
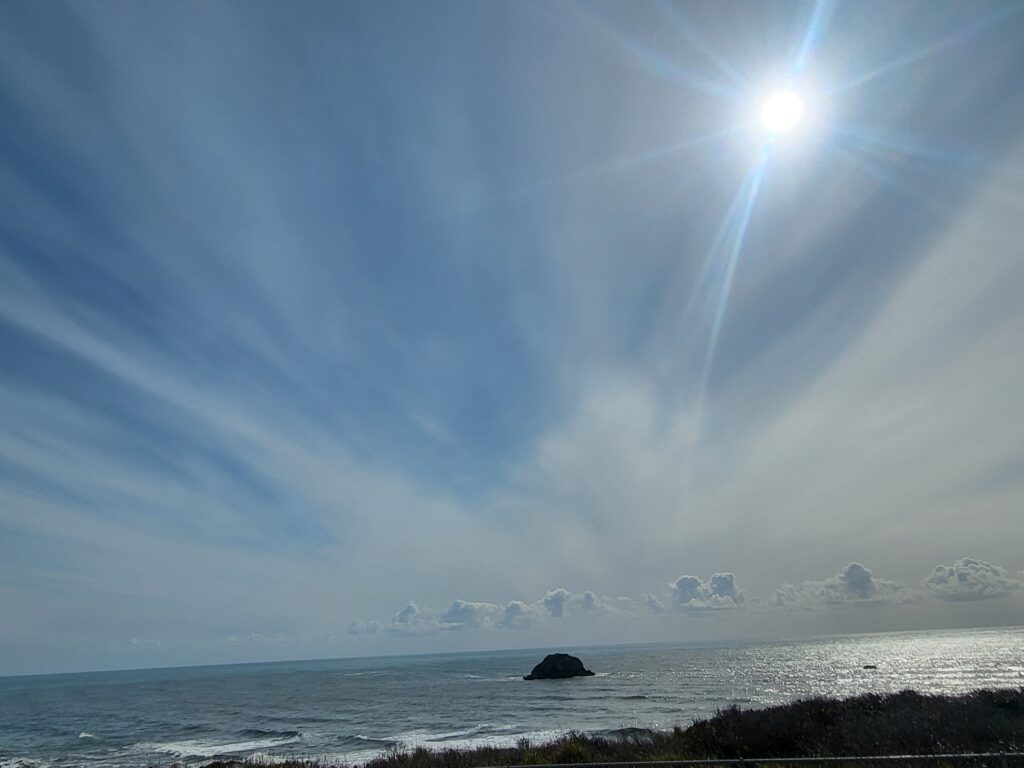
[2,1,1024,674]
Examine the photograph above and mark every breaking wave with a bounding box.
[137,731,301,758]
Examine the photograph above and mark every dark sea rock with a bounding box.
[523,653,595,680]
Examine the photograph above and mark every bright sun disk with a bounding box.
[760,90,804,134]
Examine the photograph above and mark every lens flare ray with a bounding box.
[832,122,1024,180]
[824,140,946,211]
[701,152,769,387]
[505,125,748,201]
[654,0,750,89]
[648,169,755,388]
[792,0,834,75]
[570,4,744,101]
[828,2,1024,96]
[692,150,770,440]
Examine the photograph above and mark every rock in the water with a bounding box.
[523,653,595,680]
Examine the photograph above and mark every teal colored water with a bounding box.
[1,627,1021,767]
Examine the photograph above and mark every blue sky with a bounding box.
[2,0,1024,675]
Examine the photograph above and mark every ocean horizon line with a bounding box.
[4,622,1022,681]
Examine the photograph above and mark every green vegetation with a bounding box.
[200,689,1024,768]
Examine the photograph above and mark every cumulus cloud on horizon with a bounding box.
[643,592,667,614]
[773,562,916,609]
[441,599,504,628]
[352,586,649,637]
[347,619,382,635]
[376,601,450,635]
[500,600,540,629]
[924,558,1022,602]
[669,572,747,612]
[348,557,1023,636]
[541,588,639,618]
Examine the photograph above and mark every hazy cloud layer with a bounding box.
[371,589,647,636]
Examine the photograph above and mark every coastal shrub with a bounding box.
[680,689,1024,758]
[520,747,546,764]
[551,736,590,764]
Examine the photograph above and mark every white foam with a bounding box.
[464,675,521,682]
[391,726,566,753]
[394,723,494,742]
[242,753,290,766]
[137,734,300,758]
[334,748,393,765]
[77,732,95,740]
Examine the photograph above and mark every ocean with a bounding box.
[1,627,1022,768]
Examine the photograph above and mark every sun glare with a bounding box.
[760,90,804,134]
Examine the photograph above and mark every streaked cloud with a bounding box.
[1,1,1023,673]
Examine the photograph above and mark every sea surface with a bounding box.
[1,627,1022,768]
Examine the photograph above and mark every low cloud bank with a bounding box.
[643,592,667,614]
[669,572,746,611]
[350,557,1021,635]
[347,619,381,635]
[352,589,646,636]
[542,588,637,618]
[501,600,540,629]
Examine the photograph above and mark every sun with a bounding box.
[760,90,804,135]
